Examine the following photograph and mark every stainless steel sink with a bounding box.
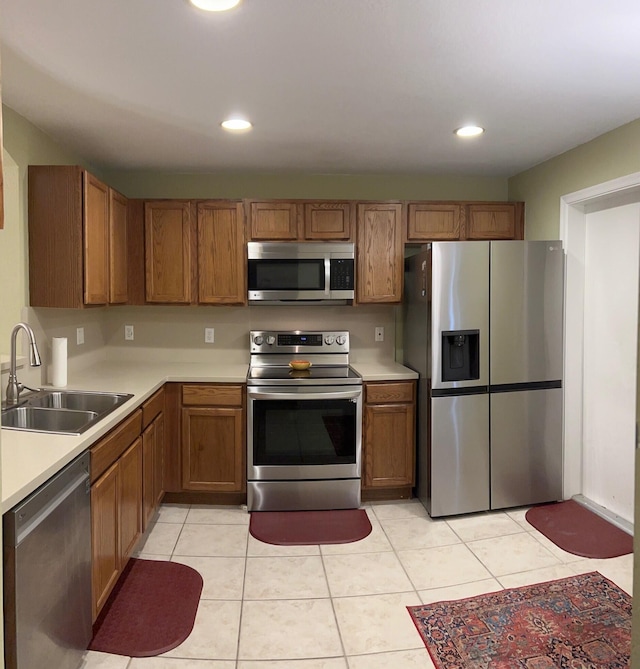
[1,389,133,435]
[27,390,130,414]
[2,406,99,434]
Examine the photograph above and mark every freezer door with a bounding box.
[491,388,563,509]
[430,394,490,517]
[432,242,489,389]
[490,240,564,385]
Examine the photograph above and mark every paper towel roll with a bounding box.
[51,337,67,387]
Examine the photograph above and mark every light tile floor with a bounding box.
[82,500,634,669]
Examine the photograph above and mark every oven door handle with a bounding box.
[247,388,362,401]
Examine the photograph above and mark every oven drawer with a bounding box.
[182,384,244,407]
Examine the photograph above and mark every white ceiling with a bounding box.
[2,0,640,176]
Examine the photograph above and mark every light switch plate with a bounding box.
[76,327,84,346]
[124,325,134,341]
[205,327,215,344]
[375,326,384,342]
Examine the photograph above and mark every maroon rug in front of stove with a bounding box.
[89,558,203,657]
[250,509,372,545]
[526,499,633,558]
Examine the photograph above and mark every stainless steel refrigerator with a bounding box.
[403,240,564,517]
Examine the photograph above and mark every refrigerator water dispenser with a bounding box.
[442,329,479,382]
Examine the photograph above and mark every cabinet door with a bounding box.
[119,437,142,564]
[182,406,244,492]
[356,203,403,303]
[91,461,119,620]
[464,203,522,240]
[109,189,128,303]
[304,202,353,240]
[197,201,246,304]
[363,402,415,488]
[145,200,193,303]
[154,413,165,507]
[83,172,110,304]
[407,203,461,241]
[249,201,299,240]
[142,421,156,531]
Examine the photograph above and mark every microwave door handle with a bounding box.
[324,257,331,296]
[248,389,361,401]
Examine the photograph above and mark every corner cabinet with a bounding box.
[356,203,403,303]
[181,384,246,492]
[28,166,128,307]
[362,381,416,499]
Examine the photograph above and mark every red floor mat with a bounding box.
[525,499,633,558]
[89,558,203,657]
[250,508,372,545]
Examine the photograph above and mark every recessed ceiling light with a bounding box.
[455,125,485,138]
[221,118,252,131]
[189,0,241,11]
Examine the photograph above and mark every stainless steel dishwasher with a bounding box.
[3,451,92,669]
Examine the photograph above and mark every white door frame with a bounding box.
[560,170,640,501]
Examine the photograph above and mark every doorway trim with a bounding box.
[559,170,640,502]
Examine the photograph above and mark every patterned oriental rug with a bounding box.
[407,572,631,668]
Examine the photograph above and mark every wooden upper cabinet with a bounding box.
[109,189,128,303]
[145,200,193,303]
[197,200,246,305]
[407,203,461,241]
[28,165,121,308]
[249,201,299,240]
[304,202,353,240]
[356,203,403,304]
[83,173,110,304]
[247,200,354,241]
[464,203,524,240]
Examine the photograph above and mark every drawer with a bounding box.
[90,409,142,483]
[142,388,164,429]
[182,384,244,407]
[365,381,415,404]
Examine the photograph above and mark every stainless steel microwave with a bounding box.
[247,242,355,304]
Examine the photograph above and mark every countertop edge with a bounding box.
[2,359,417,511]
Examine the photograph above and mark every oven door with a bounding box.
[247,385,362,481]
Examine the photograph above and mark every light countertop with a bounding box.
[1,359,417,512]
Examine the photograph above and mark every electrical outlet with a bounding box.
[205,327,215,344]
[76,327,85,345]
[124,325,134,341]
[375,326,385,342]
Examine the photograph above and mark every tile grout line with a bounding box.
[234,513,251,668]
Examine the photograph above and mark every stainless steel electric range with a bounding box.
[246,330,363,512]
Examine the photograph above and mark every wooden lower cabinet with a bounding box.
[142,389,166,530]
[181,384,245,492]
[91,436,142,620]
[362,381,416,495]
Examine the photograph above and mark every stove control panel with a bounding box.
[250,330,350,354]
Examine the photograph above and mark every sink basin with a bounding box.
[2,406,99,434]
[1,389,133,434]
[28,390,131,414]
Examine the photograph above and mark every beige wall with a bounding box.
[0,106,97,359]
[508,117,640,239]
[508,116,640,664]
[102,169,509,201]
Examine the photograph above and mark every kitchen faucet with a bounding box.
[5,323,42,406]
